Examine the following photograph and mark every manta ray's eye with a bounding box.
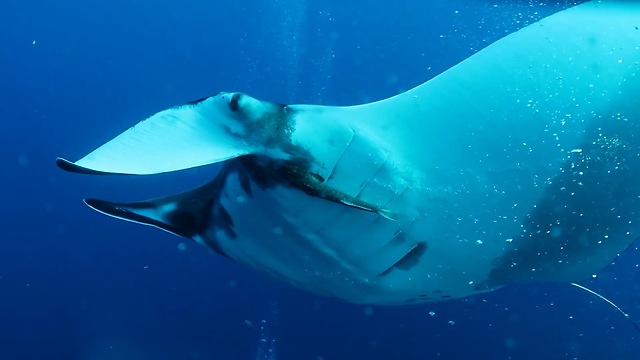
[229,93,241,112]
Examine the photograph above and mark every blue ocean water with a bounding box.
[2,0,640,359]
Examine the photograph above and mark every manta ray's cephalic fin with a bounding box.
[84,166,234,257]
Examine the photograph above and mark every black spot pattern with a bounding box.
[478,113,640,290]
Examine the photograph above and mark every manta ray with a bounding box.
[58,1,640,305]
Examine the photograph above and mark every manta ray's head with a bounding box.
[204,92,291,148]
[56,92,307,176]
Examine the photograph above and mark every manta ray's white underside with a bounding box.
[58,1,640,305]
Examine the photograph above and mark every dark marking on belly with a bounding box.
[237,155,394,218]
[214,204,237,239]
[477,113,640,290]
[308,172,325,183]
[237,167,253,198]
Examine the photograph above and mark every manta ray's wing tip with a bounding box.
[83,198,111,212]
[83,198,145,223]
[83,197,137,221]
[56,157,131,176]
[56,157,101,175]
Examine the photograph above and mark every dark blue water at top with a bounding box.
[1,0,639,359]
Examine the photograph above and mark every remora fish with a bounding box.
[58,1,640,305]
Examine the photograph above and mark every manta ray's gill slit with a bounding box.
[378,241,428,277]
[236,163,254,198]
[323,129,354,182]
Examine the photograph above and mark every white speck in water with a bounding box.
[429,311,436,317]
[448,320,455,325]
[476,240,483,245]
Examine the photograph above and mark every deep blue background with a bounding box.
[2,0,639,359]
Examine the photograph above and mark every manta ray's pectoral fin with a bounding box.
[57,93,266,175]
[83,169,233,257]
[56,157,116,175]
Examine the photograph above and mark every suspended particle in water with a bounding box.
[363,306,374,317]
[177,242,187,251]
[18,155,28,166]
